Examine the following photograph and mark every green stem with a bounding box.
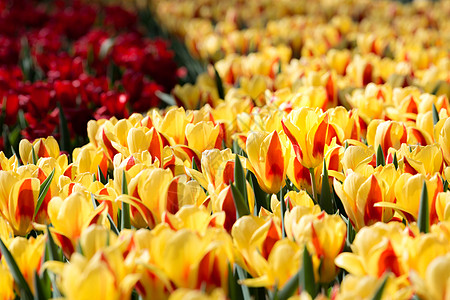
[309,168,318,205]
[279,189,286,238]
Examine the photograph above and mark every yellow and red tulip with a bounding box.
[246,130,289,194]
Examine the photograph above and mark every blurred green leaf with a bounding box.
[301,245,317,298]
[370,275,389,300]
[234,154,248,210]
[33,271,47,300]
[213,66,225,99]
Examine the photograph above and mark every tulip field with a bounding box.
[1,0,450,299]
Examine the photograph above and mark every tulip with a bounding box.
[169,288,226,300]
[410,254,450,300]
[336,274,412,300]
[246,130,289,194]
[334,170,395,231]
[47,192,109,258]
[394,173,443,225]
[366,120,407,158]
[48,249,139,300]
[335,222,408,278]
[152,107,189,145]
[286,212,346,283]
[6,235,45,295]
[397,144,443,176]
[185,121,222,153]
[19,136,60,165]
[282,107,343,170]
[6,178,40,236]
[0,265,14,300]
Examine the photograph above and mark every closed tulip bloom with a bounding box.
[334,171,394,231]
[7,178,40,236]
[367,120,407,158]
[6,235,45,295]
[394,173,443,225]
[398,144,443,176]
[47,192,109,258]
[19,137,60,165]
[246,130,289,194]
[185,121,221,153]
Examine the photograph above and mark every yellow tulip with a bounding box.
[47,192,109,257]
[19,137,60,165]
[397,143,443,176]
[367,120,407,158]
[436,192,450,222]
[286,212,346,283]
[246,130,289,194]
[53,249,140,300]
[335,222,408,278]
[185,121,222,153]
[336,274,412,300]
[152,107,189,145]
[394,173,442,225]
[169,288,226,300]
[334,170,394,231]
[5,235,45,295]
[6,178,40,236]
[0,264,14,300]
[410,254,450,300]
[282,107,343,169]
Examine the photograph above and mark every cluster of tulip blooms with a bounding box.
[0,0,180,152]
[1,0,450,299]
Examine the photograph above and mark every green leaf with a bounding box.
[230,183,250,219]
[393,152,398,170]
[276,269,300,300]
[234,154,249,210]
[432,103,439,125]
[33,271,46,300]
[444,180,448,193]
[300,245,317,298]
[46,226,61,262]
[155,91,177,106]
[31,146,38,165]
[418,181,429,233]
[213,66,225,99]
[91,194,119,236]
[228,263,244,300]
[57,103,71,154]
[34,168,55,219]
[248,171,270,212]
[320,160,336,214]
[99,38,115,60]
[191,156,199,171]
[345,216,356,248]
[370,275,389,300]
[235,264,251,300]
[0,237,33,300]
[376,145,385,167]
[121,170,131,230]
[97,165,107,185]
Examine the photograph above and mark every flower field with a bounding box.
[0,0,450,299]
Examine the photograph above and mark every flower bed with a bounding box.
[0,0,449,299]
